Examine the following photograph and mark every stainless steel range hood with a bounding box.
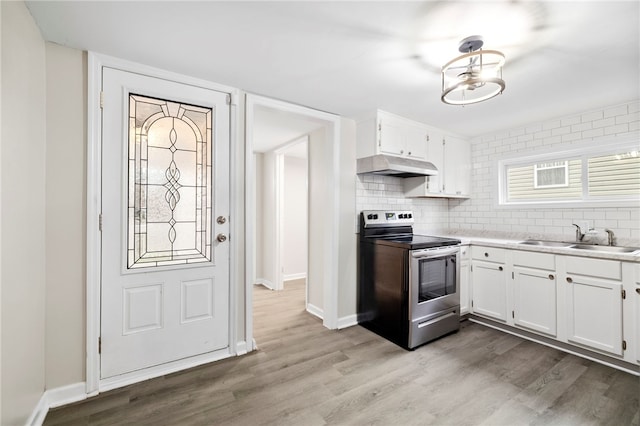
[356,154,438,178]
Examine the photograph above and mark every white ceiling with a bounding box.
[26,1,640,138]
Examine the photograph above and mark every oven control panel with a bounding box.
[361,210,414,228]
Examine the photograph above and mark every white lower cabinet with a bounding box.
[565,273,623,355]
[459,245,470,315]
[513,266,557,337]
[636,284,640,363]
[471,247,507,321]
[564,256,624,356]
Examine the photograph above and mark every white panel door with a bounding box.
[101,67,230,378]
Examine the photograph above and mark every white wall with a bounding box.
[449,100,640,246]
[1,2,47,424]
[256,151,276,287]
[337,118,357,321]
[282,155,307,279]
[307,127,327,310]
[45,42,86,389]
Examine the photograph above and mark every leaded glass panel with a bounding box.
[128,94,212,268]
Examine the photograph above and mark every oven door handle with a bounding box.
[411,247,459,259]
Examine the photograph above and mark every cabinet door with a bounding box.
[513,267,557,336]
[378,115,405,156]
[426,129,444,192]
[471,261,507,321]
[404,123,427,160]
[460,260,470,315]
[565,274,623,355]
[443,136,471,196]
[636,285,640,363]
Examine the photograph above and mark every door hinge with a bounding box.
[471,300,473,308]
[512,272,514,279]
[99,214,103,232]
[622,289,626,299]
[622,340,627,351]
[98,337,102,354]
[512,310,515,319]
[100,91,104,109]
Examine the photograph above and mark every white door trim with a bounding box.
[245,94,340,352]
[86,52,240,394]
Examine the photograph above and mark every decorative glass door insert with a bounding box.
[128,94,212,268]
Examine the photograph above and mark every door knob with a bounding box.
[216,216,226,225]
[216,233,227,243]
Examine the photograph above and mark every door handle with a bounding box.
[566,277,573,283]
[216,233,227,243]
[548,274,555,280]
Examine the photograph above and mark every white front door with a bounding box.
[100,67,230,379]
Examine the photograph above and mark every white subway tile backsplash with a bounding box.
[603,104,628,118]
[449,100,639,245]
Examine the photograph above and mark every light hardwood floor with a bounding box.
[45,280,639,425]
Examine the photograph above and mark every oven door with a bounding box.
[409,246,460,320]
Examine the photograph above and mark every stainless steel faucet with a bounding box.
[604,229,615,246]
[572,223,585,242]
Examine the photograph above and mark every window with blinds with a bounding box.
[500,143,640,205]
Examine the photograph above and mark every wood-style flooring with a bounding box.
[45,279,640,425]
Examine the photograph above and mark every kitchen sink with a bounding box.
[518,240,574,247]
[569,244,640,254]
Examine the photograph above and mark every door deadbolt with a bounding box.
[216,233,227,242]
[217,216,226,225]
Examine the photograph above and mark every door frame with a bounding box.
[86,52,240,394]
[245,94,340,352]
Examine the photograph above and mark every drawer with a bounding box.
[472,246,506,263]
[513,251,555,270]
[565,256,621,280]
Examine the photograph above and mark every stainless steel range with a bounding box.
[358,210,461,349]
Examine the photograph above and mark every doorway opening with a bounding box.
[245,94,340,352]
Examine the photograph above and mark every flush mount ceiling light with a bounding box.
[441,35,505,105]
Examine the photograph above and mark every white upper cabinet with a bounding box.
[356,110,427,160]
[404,131,471,198]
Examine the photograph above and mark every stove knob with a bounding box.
[408,213,412,218]
[373,214,378,219]
[367,214,373,220]
[400,214,406,219]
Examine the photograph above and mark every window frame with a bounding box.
[533,161,569,189]
[497,138,640,208]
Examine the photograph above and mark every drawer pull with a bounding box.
[484,252,489,257]
[549,274,555,280]
[566,277,573,283]
[498,266,503,271]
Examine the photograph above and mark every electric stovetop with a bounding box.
[366,234,460,250]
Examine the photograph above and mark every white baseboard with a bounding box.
[27,382,87,426]
[283,273,307,282]
[254,279,274,290]
[337,314,358,330]
[306,303,324,320]
[236,340,248,356]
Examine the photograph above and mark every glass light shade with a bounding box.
[441,49,505,105]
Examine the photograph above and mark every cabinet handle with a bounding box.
[636,288,640,295]
[566,277,573,283]
[408,151,412,155]
[484,252,489,257]
[548,274,555,280]
[498,266,503,271]
[400,150,404,154]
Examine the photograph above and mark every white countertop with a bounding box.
[434,234,640,262]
